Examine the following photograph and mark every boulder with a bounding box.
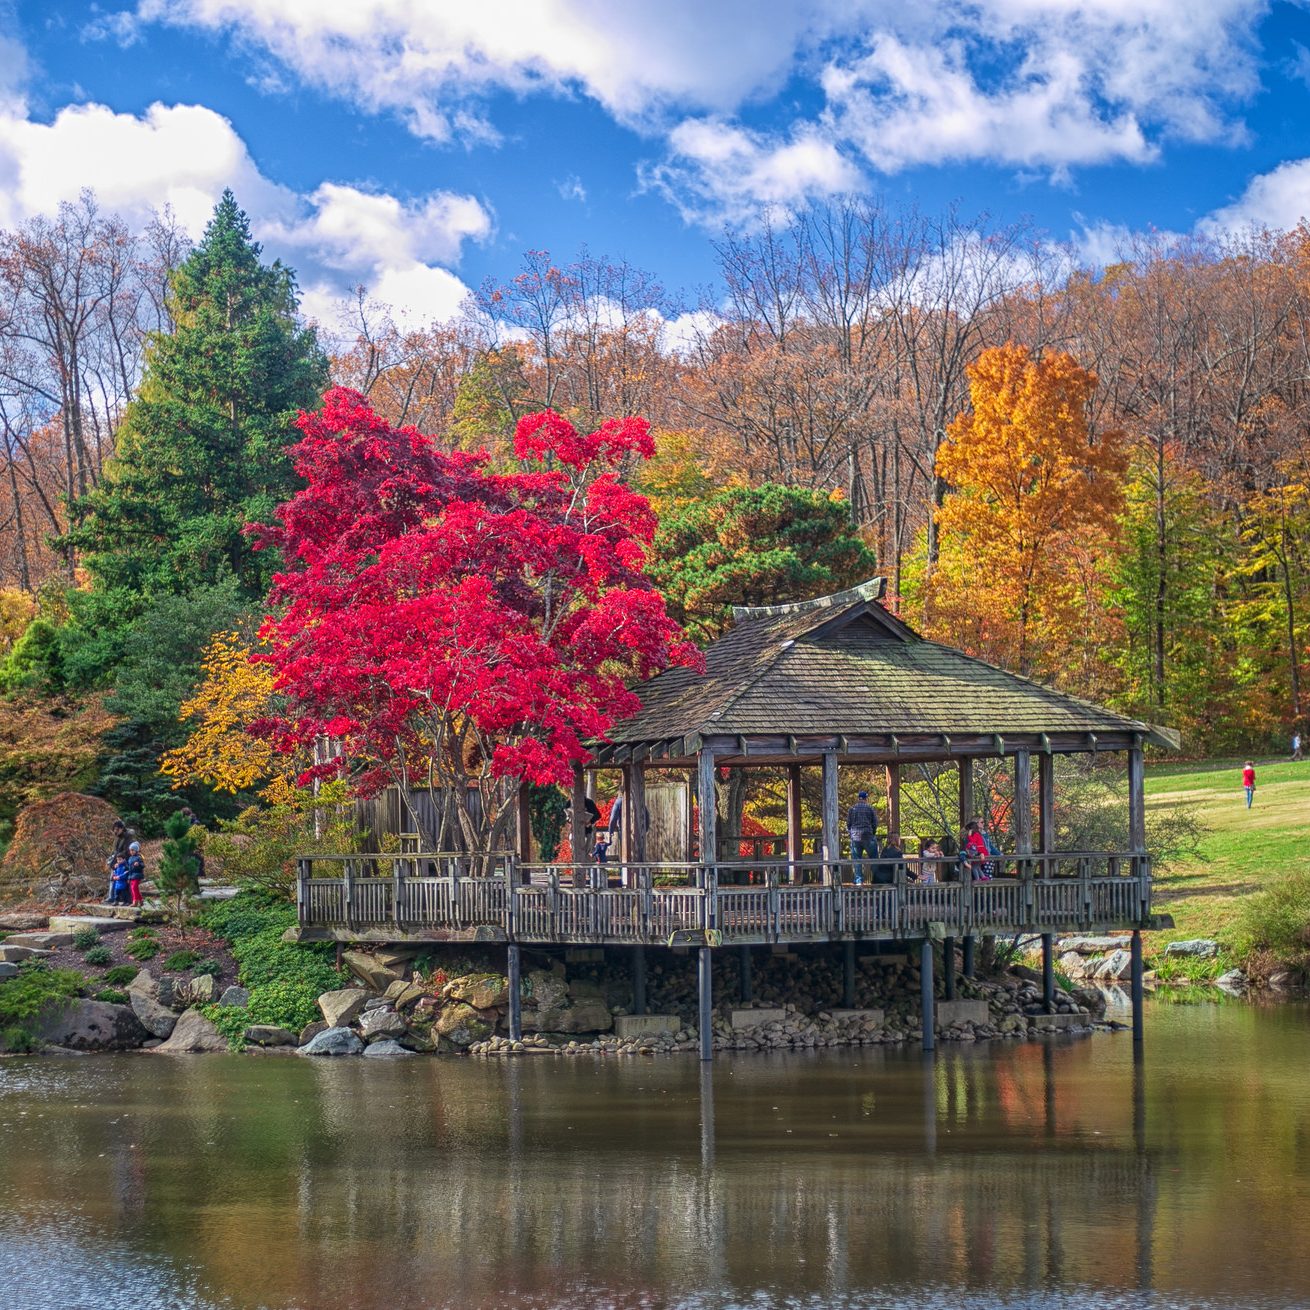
[434,1002,491,1047]
[1164,939,1220,959]
[384,980,428,1010]
[0,912,47,931]
[1094,950,1134,981]
[298,1026,364,1057]
[129,989,179,1039]
[362,1038,415,1058]
[399,1025,438,1053]
[0,945,51,963]
[0,962,17,980]
[35,999,149,1051]
[181,974,216,1006]
[49,915,130,936]
[317,988,371,1028]
[217,986,250,1008]
[299,1020,328,1046]
[4,931,75,950]
[244,1025,297,1047]
[342,950,405,992]
[154,1009,229,1053]
[359,1006,407,1040]
[1054,935,1131,955]
[1267,971,1298,991]
[528,998,612,1034]
[448,973,510,1009]
[1216,969,1247,993]
[525,969,568,1011]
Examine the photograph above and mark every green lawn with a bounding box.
[1145,755,1309,962]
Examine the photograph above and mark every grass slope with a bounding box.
[1146,756,1309,962]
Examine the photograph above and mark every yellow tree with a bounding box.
[160,631,292,800]
[930,343,1128,679]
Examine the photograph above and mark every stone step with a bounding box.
[935,999,989,1027]
[613,1014,680,1038]
[1029,1012,1084,1030]
[0,944,53,963]
[730,1007,787,1029]
[49,915,132,936]
[4,931,76,950]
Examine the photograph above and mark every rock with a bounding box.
[0,912,47,930]
[129,989,179,1039]
[34,999,149,1051]
[525,969,568,1011]
[244,1025,297,1047]
[49,915,130,936]
[435,1002,491,1047]
[318,987,371,1028]
[4,931,76,950]
[0,962,16,979]
[386,982,428,1010]
[1267,971,1297,991]
[358,1006,407,1040]
[529,998,613,1034]
[1094,950,1134,981]
[127,969,159,1000]
[361,995,390,1012]
[299,1020,328,1045]
[181,974,216,1006]
[399,1025,438,1052]
[1164,939,1220,959]
[298,1026,364,1057]
[448,973,510,1009]
[154,1009,229,1053]
[362,1038,415,1058]
[1215,969,1247,993]
[1054,935,1131,955]
[0,945,51,963]
[566,978,605,1000]
[217,986,250,1008]
[342,950,405,992]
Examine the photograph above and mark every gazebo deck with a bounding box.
[293,851,1154,947]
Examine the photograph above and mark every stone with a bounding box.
[1164,939,1220,959]
[528,999,612,1034]
[317,988,371,1028]
[244,1025,297,1047]
[525,969,568,1011]
[935,1000,989,1027]
[730,1007,787,1029]
[1094,950,1134,981]
[342,949,406,992]
[1059,951,1091,977]
[0,962,16,979]
[1054,935,1132,955]
[387,982,428,1010]
[4,931,75,950]
[1215,969,1247,993]
[154,1009,229,1053]
[129,989,179,1039]
[182,974,216,1005]
[298,1026,364,1057]
[0,945,51,963]
[435,1002,492,1047]
[1267,971,1297,991]
[362,1038,415,1058]
[218,986,250,1008]
[48,915,131,936]
[399,1025,438,1053]
[828,1009,885,1025]
[0,912,47,930]
[1029,1013,1082,1030]
[34,999,149,1051]
[127,969,159,1000]
[566,978,606,1000]
[613,1014,681,1039]
[358,1007,407,1040]
[448,973,510,1009]
[299,1020,328,1046]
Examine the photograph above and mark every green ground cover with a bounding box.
[1146,755,1309,972]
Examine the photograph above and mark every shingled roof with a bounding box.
[607,578,1176,755]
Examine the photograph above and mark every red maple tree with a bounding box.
[249,388,699,853]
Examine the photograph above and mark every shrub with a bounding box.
[1234,866,1310,973]
[104,964,139,987]
[125,938,160,961]
[201,1003,250,1052]
[162,949,200,973]
[82,945,112,967]
[0,964,85,1037]
[72,925,100,951]
[193,958,221,978]
[94,988,129,1005]
[129,926,158,941]
[1,1025,38,1053]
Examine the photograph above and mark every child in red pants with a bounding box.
[127,842,145,906]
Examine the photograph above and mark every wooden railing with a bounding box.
[297,850,1151,944]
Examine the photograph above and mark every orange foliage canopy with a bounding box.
[930,344,1128,679]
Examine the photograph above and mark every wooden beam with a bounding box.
[515,781,533,868]
[570,764,587,867]
[1038,752,1055,855]
[885,762,901,840]
[786,763,803,871]
[958,757,974,837]
[697,749,717,867]
[1014,749,1033,855]
[1128,744,1146,853]
[821,752,840,866]
[628,762,647,863]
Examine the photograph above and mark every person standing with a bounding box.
[846,790,879,884]
[1293,732,1302,762]
[1242,760,1256,809]
[126,842,146,907]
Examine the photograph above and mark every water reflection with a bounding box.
[1,1005,1309,1309]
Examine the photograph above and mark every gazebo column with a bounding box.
[885,763,900,841]
[628,763,647,872]
[1038,751,1056,1014]
[515,782,533,879]
[570,764,587,889]
[958,757,975,972]
[821,751,840,882]
[786,763,803,885]
[697,748,718,1063]
[920,937,935,1052]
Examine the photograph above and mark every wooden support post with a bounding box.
[698,945,713,1062]
[507,944,522,1041]
[944,936,956,1001]
[697,750,717,871]
[885,763,901,841]
[633,945,647,1016]
[1131,929,1144,1046]
[1014,750,1033,857]
[958,758,974,845]
[618,765,633,862]
[843,941,855,1008]
[515,782,533,875]
[1038,752,1055,867]
[821,751,840,880]
[962,934,975,978]
[1042,933,1054,1014]
[570,764,588,889]
[739,946,752,1004]
[628,764,647,864]
[1128,745,1146,854]
[786,763,803,884]
[920,938,935,1052]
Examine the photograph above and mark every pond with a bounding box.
[1,1000,1308,1309]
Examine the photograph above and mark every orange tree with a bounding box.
[929,343,1128,681]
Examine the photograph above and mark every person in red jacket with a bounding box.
[1242,760,1256,809]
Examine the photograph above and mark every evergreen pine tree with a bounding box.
[63,190,328,598]
[156,810,202,931]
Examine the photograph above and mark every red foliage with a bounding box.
[250,389,700,847]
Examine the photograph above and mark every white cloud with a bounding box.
[641,119,862,228]
[1203,158,1310,234]
[557,175,587,204]
[0,96,491,330]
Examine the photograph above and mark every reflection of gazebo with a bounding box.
[298,577,1176,1061]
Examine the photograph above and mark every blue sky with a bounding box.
[4,1,1310,332]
